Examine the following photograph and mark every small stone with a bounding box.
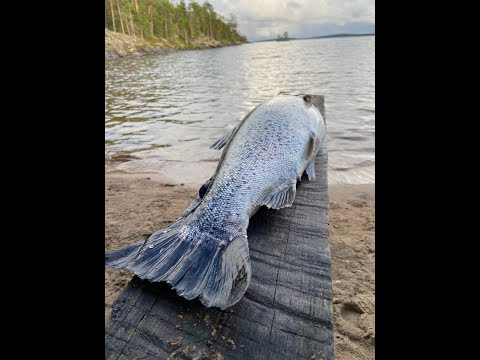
[211,352,224,360]
[168,336,183,350]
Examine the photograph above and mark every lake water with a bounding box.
[105,36,375,187]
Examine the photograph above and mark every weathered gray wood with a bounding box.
[105,95,333,359]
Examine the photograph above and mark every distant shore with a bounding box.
[105,173,375,360]
[105,29,245,60]
[254,32,375,43]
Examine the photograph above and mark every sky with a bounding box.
[207,0,375,41]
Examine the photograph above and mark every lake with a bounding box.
[105,36,375,187]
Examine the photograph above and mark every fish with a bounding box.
[105,94,326,310]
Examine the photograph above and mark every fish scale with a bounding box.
[199,95,323,224]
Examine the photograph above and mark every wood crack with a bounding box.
[117,295,159,358]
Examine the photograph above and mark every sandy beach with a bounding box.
[105,174,375,359]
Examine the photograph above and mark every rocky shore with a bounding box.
[105,29,244,59]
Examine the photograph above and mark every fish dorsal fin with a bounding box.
[210,126,237,150]
[210,103,264,151]
[262,182,297,210]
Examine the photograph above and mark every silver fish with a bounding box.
[106,94,326,309]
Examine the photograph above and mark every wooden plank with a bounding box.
[105,95,333,360]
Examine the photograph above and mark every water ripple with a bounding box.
[105,36,375,186]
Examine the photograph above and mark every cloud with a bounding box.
[287,1,302,12]
[207,0,375,40]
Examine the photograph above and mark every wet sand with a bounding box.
[105,174,375,359]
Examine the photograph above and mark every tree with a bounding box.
[175,0,189,43]
[105,0,247,46]
[203,1,215,39]
[127,0,136,38]
[116,0,126,34]
[109,0,116,32]
[227,14,238,31]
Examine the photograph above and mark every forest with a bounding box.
[105,0,247,46]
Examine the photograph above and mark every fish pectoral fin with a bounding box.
[262,182,297,210]
[303,132,320,182]
[305,161,315,181]
[307,133,317,159]
[210,126,237,150]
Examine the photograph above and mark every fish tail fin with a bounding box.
[105,221,251,310]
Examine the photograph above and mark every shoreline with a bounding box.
[105,29,246,60]
[105,173,374,359]
[105,43,244,61]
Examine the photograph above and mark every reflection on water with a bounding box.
[105,36,375,187]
